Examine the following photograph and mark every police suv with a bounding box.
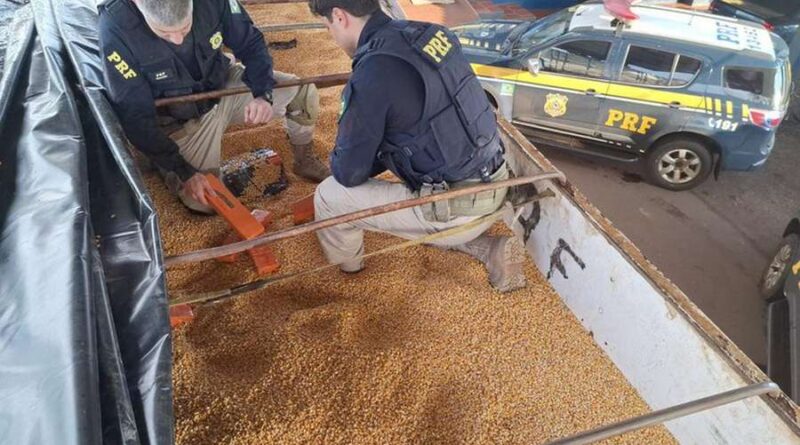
[452,2,791,190]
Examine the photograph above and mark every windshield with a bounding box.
[512,8,573,56]
[719,0,799,21]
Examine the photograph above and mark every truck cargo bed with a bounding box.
[153,10,673,444]
[156,4,800,444]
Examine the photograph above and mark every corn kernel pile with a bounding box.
[139,5,678,444]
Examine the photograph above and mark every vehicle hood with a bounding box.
[451,19,530,57]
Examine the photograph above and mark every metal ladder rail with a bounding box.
[544,381,780,445]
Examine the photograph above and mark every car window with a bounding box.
[539,40,611,79]
[726,68,766,95]
[512,9,573,56]
[620,46,702,87]
[621,46,675,86]
[725,66,787,108]
[671,56,702,87]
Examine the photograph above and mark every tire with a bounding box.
[760,233,800,301]
[789,80,800,121]
[644,137,713,191]
[790,99,800,122]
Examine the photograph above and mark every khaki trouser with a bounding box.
[163,64,315,212]
[169,63,314,172]
[314,170,507,272]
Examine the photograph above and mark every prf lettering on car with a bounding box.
[422,30,453,64]
[106,51,137,79]
[716,22,762,51]
[605,109,657,135]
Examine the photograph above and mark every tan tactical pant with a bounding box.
[314,176,504,272]
[163,64,316,212]
[170,63,315,172]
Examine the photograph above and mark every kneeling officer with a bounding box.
[310,0,526,291]
[99,0,330,213]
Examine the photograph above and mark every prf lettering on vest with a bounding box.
[423,30,452,64]
[605,109,657,135]
[106,51,137,80]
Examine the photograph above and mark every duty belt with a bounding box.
[420,162,509,223]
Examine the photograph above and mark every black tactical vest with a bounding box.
[351,20,501,191]
[100,0,229,120]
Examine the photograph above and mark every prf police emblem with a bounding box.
[544,93,568,118]
[209,32,223,50]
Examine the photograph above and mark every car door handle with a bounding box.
[585,88,597,96]
[669,101,681,109]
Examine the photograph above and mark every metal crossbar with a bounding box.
[545,382,780,445]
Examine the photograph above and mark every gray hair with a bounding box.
[137,0,193,27]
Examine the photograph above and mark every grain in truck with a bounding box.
[148,3,677,443]
[5,0,800,442]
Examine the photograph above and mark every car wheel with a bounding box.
[760,233,800,301]
[790,100,800,122]
[644,138,713,191]
[790,81,800,121]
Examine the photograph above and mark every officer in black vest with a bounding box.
[310,0,526,292]
[98,0,330,214]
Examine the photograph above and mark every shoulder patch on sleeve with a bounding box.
[228,0,242,14]
[210,31,224,50]
[106,51,138,79]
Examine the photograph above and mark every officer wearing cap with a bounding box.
[98,0,330,214]
[310,0,526,292]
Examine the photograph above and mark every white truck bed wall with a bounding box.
[497,118,800,444]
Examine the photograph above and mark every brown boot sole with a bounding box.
[491,236,527,293]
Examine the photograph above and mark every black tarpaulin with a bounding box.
[0,0,173,443]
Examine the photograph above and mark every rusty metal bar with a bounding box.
[164,172,566,267]
[169,190,555,306]
[153,72,350,107]
[258,22,325,33]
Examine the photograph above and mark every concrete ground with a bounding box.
[539,121,800,365]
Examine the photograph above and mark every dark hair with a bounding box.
[308,0,379,20]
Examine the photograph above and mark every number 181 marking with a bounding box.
[709,118,739,131]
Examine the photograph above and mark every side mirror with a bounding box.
[527,56,541,75]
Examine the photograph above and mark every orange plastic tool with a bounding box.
[216,210,273,263]
[247,245,280,275]
[247,209,279,275]
[267,152,282,166]
[251,209,273,227]
[215,243,240,264]
[213,208,279,275]
[169,304,194,328]
[204,174,265,240]
[292,195,315,225]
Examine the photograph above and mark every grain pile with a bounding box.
[140,5,678,444]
